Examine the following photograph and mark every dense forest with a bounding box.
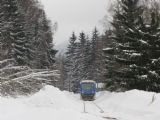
[103,0,160,92]
[62,29,105,92]
[0,0,58,96]
[0,0,57,68]
[58,0,160,93]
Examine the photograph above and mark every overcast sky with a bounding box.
[40,0,110,50]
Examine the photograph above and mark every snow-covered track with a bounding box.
[91,101,104,113]
[82,100,104,113]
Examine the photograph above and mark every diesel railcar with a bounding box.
[80,80,96,100]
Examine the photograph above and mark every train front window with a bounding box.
[82,83,94,90]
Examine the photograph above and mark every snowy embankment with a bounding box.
[0,85,159,120]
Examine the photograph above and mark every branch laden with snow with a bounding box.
[0,59,60,96]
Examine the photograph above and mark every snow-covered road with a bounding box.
[0,85,159,120]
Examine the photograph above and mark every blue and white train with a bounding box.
[80,80,96,100]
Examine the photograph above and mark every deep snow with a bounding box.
[0,85,159,120]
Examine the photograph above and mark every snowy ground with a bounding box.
[0,86,159,120]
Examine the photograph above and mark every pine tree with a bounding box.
[16,0,57,69]
[71,32,87,92]
[90,28,104,84]
[84,38,92,79]
[77,32,87,79]
[65,32,77,91]
[141,8,160,92]
[110,0,146,90]
[105,0,160,92]
[0,0,30,65]
[102,30,118,90]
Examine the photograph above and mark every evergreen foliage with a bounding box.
[141,9,160,92]
[65,29,105,92]
[65,32,77,92]
[0,0,29,65]
[0,0,57,69]
[0,0,59,96]
[102,30,118,91]
[110,0,145,90]
[103,0,160,92]
[90,28,104,84]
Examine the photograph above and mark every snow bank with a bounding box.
[25,85,81,110]
[96,90,160,120]
[0,85,159,120]
[0,85,104,120]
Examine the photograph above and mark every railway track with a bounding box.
[92,101,104,113]
[83,101,118,120]
[83,100,104,113]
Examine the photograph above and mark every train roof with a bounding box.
[80,80,95,83]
